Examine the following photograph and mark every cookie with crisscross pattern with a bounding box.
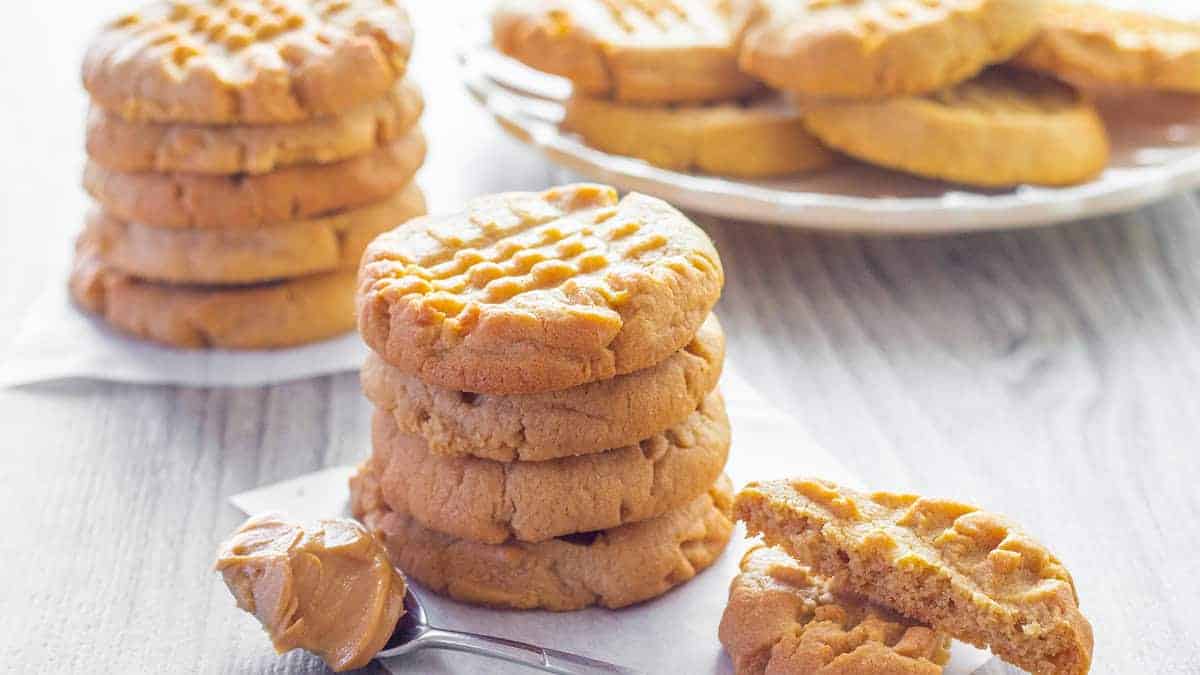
[84,0,413,123]
[357,183,723,394]
[735,478,1094,675]
[493,0,761,103]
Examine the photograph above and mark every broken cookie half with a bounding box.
[719,544,950,674]
[732,478,1093,675]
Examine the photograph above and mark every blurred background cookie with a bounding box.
[562,94,833,177]
[738,0,1044,99]
[83,130,426,228]
[802,68,1110,187]
[82,184,426,285]
[1014,1,1200,93]
[83,0,414,123]
[492,0,760,103]
[86,80,424,174]
[70,231,358,349]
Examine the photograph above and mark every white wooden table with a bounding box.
[2,3,1198,674]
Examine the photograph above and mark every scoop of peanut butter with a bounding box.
[215,513,406,672]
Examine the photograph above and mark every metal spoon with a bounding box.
[376,588,640,674]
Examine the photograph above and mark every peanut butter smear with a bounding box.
[215,513,406,672]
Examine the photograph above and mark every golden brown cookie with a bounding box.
[83,0,413,124]
[738,0,1042,99]
[84,183,426,285]
[735,478,1094,675]
[361,313,724,462]
[352,464,734,611]
[87,79,424,175]
[718,545,951,675]
[70,232,356,349]
[492,0,761,103]
[1014,2,1200,93]
[358,183,724,394]
[802,68,1109,187]
[83,128,426,228]
[368,389,729,543]
[562,95,834,178]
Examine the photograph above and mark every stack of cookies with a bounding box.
[495,0,1200,188]
[350,182,735,610]
[736,0,1113,188]
[72,0,425,349]
[493,0,834,178]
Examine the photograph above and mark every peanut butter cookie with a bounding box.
[735,478,1094,675]
[70,232,356,349]
[492,0,761,103]
[719,545,951,675]
[1014,2,1200,93]
[83,0,413,124]
[84,184,425,285]
[802,67,1109,187]
[84,128,425,229]
[357,183,723,394]
[87,79,424,175]
[368,390,729,543]
[361,313,723,462]
[562,95,833,178]
[738,0,1042,99]
[351,464,734,610]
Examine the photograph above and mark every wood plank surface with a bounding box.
[1,3,1198,674]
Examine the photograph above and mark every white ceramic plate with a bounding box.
[459,17,1200,234]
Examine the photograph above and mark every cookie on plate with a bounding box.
[718,545,951,675]
[563,95,834,177]
[84,184,426,285]
[86,80,424,175]
[83,0,414,124]
[84,128,426,228]
[361,312,724,462]
[70,232,356,349]
[1014,1,1200,93]
[357,183,723,394]
[368,390,729,543]
[735,478,1094,675]
[738,0,1042,99]
[492,0,761,103]
[352,464,734,610]
[802,68,1109,187]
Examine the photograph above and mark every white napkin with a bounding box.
[0,264,368,388]
[230,368,994,674]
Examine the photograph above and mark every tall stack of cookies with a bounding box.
[72,0,426,349]
[493,0,834,178]
[350,183,735,610]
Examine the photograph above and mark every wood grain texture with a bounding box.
[2,2,1200,674]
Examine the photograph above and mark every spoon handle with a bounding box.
[408,626,640,674]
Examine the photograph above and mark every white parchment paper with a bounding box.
[0,265,369,388]
[230,368,994,674]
